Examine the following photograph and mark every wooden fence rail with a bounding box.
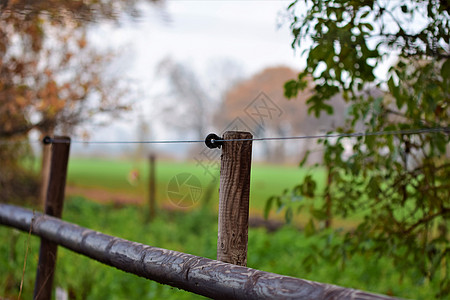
[0,203,397,300]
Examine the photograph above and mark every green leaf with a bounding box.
[285,207,293,224]
[361,23,374,31]
[388,77,401,105]
[264,196,275,220]
[434,135,447,154]
[302,253,318,273]
[311,209,328,220]
[365,135,375,149]
[301,175,317,198]
[360,11,370,19]
[284,80,299,99]
[323,103,334,115]
[441,59,450,79]
[287,0,298,10]
[296,204,305,214]
[304,219,316,237]
[299,150,311,167]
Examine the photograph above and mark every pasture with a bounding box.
[64,158,324,213]
[63,158,363,228]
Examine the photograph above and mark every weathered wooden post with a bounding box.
[39,140,51,207]
[217,131,253,266]
[148,153,156,222]
[34,136,71,300]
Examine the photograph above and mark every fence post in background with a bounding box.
[325,165,333,228]
[147,154,156,222]
[39,138,52,207]
[217,131,253,266]
[34,136,71,300]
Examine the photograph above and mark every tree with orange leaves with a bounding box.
[0,0,158,205]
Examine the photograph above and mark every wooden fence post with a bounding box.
[34,136,71,300]
[148,154,156,222]
[217,131,252,266]
[39,141,51,208]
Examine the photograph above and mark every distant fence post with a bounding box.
[34,136,71,300]
[217,131,253,266]
[39,139,51,208]
[147,154,156,222]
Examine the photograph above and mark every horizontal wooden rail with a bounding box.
[0,204,397,300]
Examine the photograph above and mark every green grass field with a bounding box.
[65,157,326,213]
[64,158,367,228]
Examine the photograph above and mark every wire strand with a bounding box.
[1,127,447,145]
[222,127,449,142]
[52,138,206,144]
[47,127,448,145]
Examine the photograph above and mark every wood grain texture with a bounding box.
[218,131,253,266]
[34,136,70,300]
[0,204,400,300]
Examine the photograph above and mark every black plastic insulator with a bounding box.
[205,133,223,149]
[42,136,53,145]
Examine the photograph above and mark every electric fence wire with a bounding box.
[44,126,450,145]
[0,127,448,146]
[224,127,449,143]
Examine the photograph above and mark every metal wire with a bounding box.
[1,127,447,145]
[52,138,206,144]
[222,127,449,142]
[49,127,448,145]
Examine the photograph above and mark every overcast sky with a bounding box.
[118,1,303,80]
[70,0,306,156]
